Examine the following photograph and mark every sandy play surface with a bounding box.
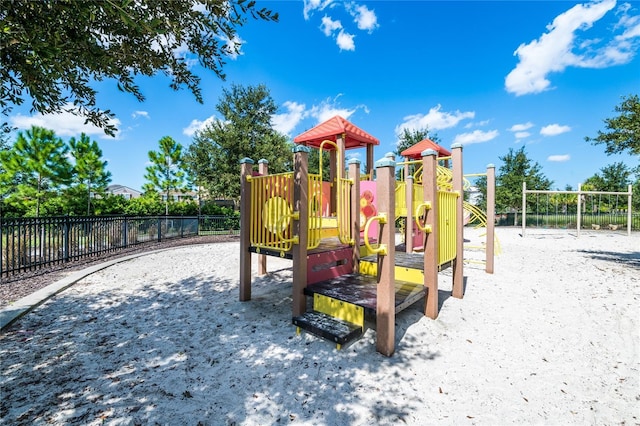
[1,227,638,425]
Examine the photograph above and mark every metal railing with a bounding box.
[495,211,640,231]
[1,215,238,278]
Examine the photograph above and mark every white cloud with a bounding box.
[453,129,499,145]
[504,0,640,95]
[540,124,571,136]
[515,131,531,139]
[320,15,342,36]
[308,95,368,123]
[395,104,474,136]
[9,106,120,139]
[221,34,244,60]
[306,1,377,51]
[336,30,356,51]
[509,122,534,132]
[272,101,307,135]
[132,111,149,119]
[303,0,335,20]
[464,119,490,128]
[183,116,218,137]
[548,154,571,162]
[348,4,379,33]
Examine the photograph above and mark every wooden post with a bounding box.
[375,156,396,357]
[486,164,495,274]
[422,149,439,319]
[348,158,361,272]
[239,157,254,301]
[257,159,268,276]
[452,143,464,298]
[292,146,310,317]
[366,145,374,180]
[406,175,414,253]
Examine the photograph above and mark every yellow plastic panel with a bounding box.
[314,294,364,327]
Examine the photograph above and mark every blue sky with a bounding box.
[7,0,640,192]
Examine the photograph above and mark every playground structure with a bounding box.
[239,116,495,356]
[522,182,634,237]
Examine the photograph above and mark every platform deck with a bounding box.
[249,237,351,259]
[361,251,425,271]
[304,274,426,321]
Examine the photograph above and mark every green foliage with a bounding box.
[585,94,640,156]
[395,127,441,157]
[0,126,72,216]
[583,162,633,192]
[308,148,331,181]
[185,83,293,201]
[125,193,165,216]
[475,146,552,212]
[143,136,190,215]
[395,127,441,179]
[93,194,131,216]
[68,133,112,214]
[1,0,279,136]
[169,200,199,216]
[200,202,237,216]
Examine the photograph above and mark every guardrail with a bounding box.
[1,215,238,278]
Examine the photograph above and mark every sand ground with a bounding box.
[1,227,638,425]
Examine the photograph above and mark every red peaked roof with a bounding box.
[400,138,451,159]
[293,115,379,149]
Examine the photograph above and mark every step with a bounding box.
[292,311,363,348]
[305,273,427,318]
[360,252,425,285]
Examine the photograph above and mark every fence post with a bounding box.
[63,215,70,262]
[522,181,527,237]
[157,216,162,242]
[628,184,632,237]
[577,184,582,238]
[180,215,184,238]
[123,217,128,248]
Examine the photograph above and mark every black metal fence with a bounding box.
[1,215,239,278]
[495,211,640,230]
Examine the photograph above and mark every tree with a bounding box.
[144,136,190,215]
[185,83,292,201]
[1,1,279,136]
[69,133,112,215]
[476,147,552,212]
[585,94,640,156]
[394,127,441,179]
[0,126,72,216]
[395,127,441,157]
[583,162,632,193]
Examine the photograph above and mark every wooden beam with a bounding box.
[292,146,310,317]
[422,149,439,319]
[239,157,254,301]
[375,157,396,357]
